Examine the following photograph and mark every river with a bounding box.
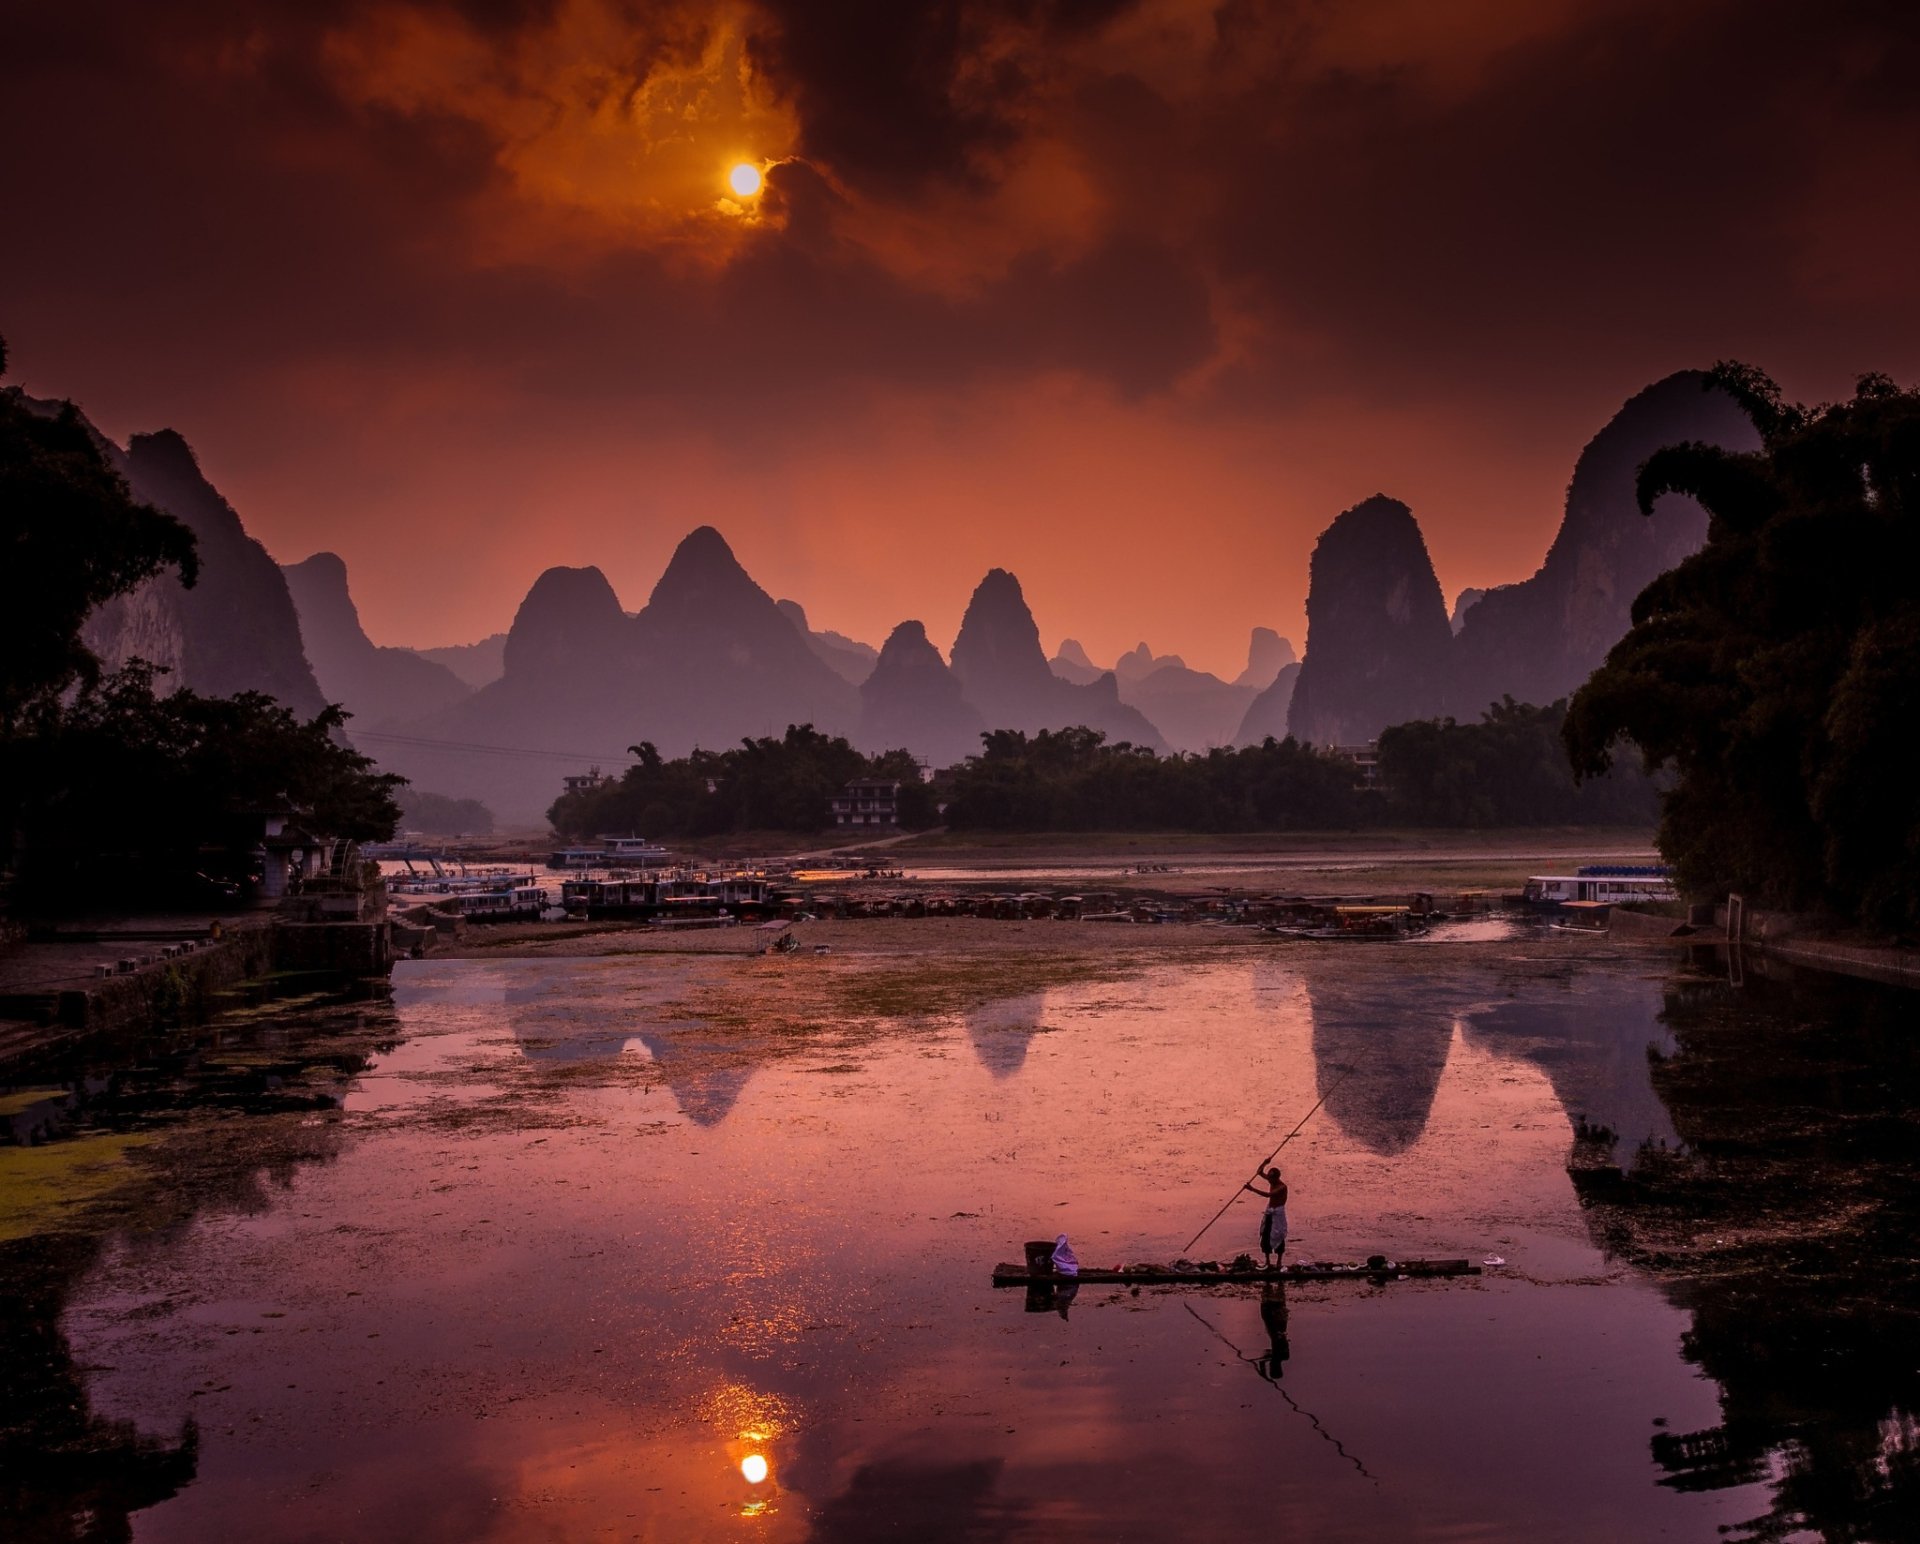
[4,925,1916,1541]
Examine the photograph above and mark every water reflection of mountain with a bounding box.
[625,1031,753,1127]
[1458,973,1680,1157]
[964,993,1047,1078]
[1303,977,1454,1156]
[1292,963,1679,1158]
[501,978,756,1127]
[805,1456,1029,1542]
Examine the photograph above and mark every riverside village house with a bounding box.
[831,778,901,829]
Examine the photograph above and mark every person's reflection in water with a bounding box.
[1053,1280,1079,1321]
[1254,1281,1290,1383]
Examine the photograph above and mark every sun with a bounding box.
[728,162,763,198]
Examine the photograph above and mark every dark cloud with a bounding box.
[747,0,1138,195]
[5,0,1920,674]
[6,0,1918,420]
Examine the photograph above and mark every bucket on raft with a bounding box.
[1024,1240,1056,1274]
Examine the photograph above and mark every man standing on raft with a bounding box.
[1244,1166,1289,1266]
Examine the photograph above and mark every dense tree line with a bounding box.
[1377,698,1659,827]
[547,725,938,839]
[941,709,1653,832]
[1567,364,1920,931]
[943,727,1372,831]
[550,706,1658,841]
[399,789,495,836]
[1,330,401,909]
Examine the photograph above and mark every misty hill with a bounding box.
[949,570,1165,751]
[1117,662,1256,752]
[1233,661,1302,744]
[282,552,471,730]
[1115,642,1184,681]
[1047,629,1292,751]
[1233,627,1296,689]
[1449,371,1761,715]
[1286,496,1454,745]
[1048,639,1104,686]
[859,620,985,766]
[411,633,506,689]
[385,529,860,821]
[777,598,879,685]
[55,421,328,717]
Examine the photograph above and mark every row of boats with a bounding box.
[384,861,1678,930]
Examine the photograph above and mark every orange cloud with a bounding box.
[324,0,799,266]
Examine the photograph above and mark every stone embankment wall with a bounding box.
[1718,902,1920,987]
[0,924,279,1063]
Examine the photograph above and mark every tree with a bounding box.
[1378,698,1659,828]
[1565,363,1920,930]
[13,663,403,904]
[0,332,199,734]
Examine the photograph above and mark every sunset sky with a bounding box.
[5,0,1916,677]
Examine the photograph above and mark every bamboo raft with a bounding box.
[992,1258,1479,1287]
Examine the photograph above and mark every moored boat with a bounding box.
[1523,864,1677,909]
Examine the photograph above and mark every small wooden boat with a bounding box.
[991,1257,1478,1286]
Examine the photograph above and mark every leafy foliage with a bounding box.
[942,727,1376,831]
[1377,698,1659,827]
[12,663,403,904]
[548,724,938,838]
[399,789,496,836]
[0,334,199,734]
[1566,363,1920,930]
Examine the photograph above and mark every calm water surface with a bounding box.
[26,944,1886,1540]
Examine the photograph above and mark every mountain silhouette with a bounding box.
[69,423,327,716]
[385,530,859,820]
[282,552,471,730]
[1048,637,1104,685]
[1233,661,1302,744]
[950,569,1166,750]
[410,633,506,689]
[778,598,879,685]
[1287,496,1454,745]
[1448,371,1760,716]
[1119,660,1256,752]
[859,620,985,765]
[1233,626,1296,689]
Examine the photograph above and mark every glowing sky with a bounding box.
[4,1,1916,675]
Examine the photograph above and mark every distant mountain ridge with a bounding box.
[378,529,861,819]
[1045,628,1294,750]
[1284,372,1764,744]
[412,633,506,689]
[950,570,1165,752]
[282,552,471,731]
[777,599,879,685]
[18,363,1762,827]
